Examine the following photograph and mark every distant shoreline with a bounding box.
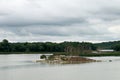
[0,52,120,57]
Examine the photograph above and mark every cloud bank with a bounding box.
[0,0,120,42]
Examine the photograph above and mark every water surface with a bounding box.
[0,54,120,80]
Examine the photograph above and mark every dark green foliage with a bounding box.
[40,55,46,59]
[0,39,96,53]
[113,44,120,51]
[0,39,10,52]
[95,41,120,49]
[0,39,120,56]
[95,40,120,52]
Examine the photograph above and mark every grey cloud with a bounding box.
[0,0,120,42]
[0,0,119,27]
[91,8,120,22]
[2,25,110,37]
[0,17,86,27]
[26,26,70,36]
[0,12,8,16]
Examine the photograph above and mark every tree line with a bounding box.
[95,41,120,49]
[95,41,120,51]
[0,39,120,54]
[0,39,96,53]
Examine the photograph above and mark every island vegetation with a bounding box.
[37,54,98,64]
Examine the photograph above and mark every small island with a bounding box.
[36,54,100,64]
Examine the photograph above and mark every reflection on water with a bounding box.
[0,54,50,70]
[0,63,44,70]
[0,54,120,80]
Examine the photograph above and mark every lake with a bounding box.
[0,54,120,80]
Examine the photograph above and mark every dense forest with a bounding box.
[0,39,96,53]
[95,41,120,50]
[0,39,120,54]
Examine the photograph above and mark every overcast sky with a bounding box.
[0,0,120,43]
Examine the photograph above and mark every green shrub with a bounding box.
[40,55,46,59]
